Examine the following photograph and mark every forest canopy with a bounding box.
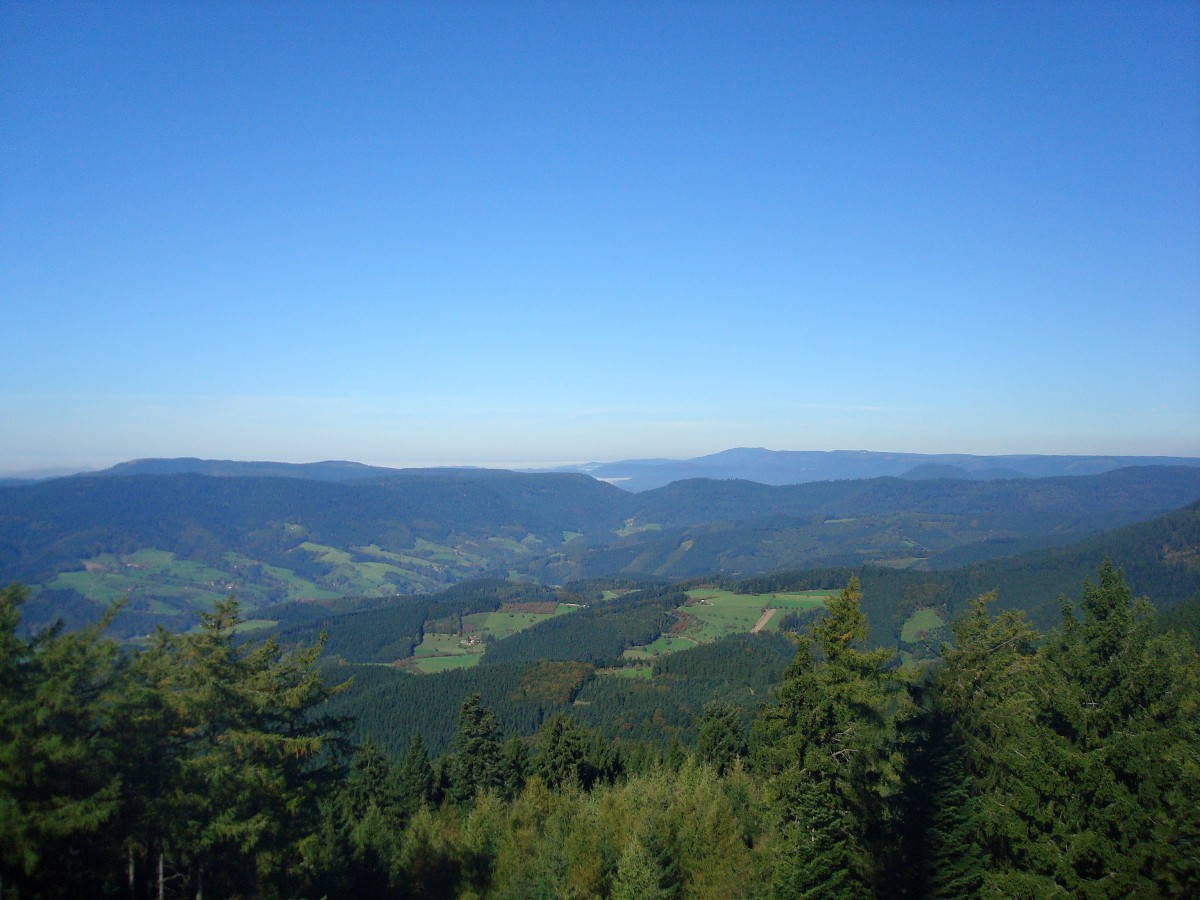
[1,563,1197,897]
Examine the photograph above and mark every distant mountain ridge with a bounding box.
[95,457,456,482]
[4,464,1200,637]
[543,447,1200,491]
[64,450,1200,494]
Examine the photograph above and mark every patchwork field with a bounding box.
[901,607,947,643]
[623,588,832,659]
[47,549,251,610]
[408,603,579,673]
[42,532,552,623]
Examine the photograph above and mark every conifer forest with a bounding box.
[2,560,1197,898]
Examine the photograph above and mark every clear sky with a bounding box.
[2,1,1198,473]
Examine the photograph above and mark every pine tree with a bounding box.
[534,713,591,790]
[132,596,350,897]
[0,584,124,897]
[928,566,1200,896]
[397,733,436,816]
[754,577,917,895]
[697,700,745,776]
[446,693,503,804]
[496,734,529,800]
[611,836,672,900]
[1039,562,1200,895]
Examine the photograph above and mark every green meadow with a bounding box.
[408,603,579,673]
[623,588,833,659]
[901,607,947,643]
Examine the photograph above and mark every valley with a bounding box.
[4,461,1199,639]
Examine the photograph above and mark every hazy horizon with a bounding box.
[4,3,1197,471]
[5,444,1200,482]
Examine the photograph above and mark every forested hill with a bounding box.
[77,449,1200,490]
[0,470,631,585]
[568,447,1200,490]
[739,498,1200,648]
[97,457,412,481]
[4,465,1199,636]
[629,465,1200,530]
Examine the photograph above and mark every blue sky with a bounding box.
[2,1,1197,473]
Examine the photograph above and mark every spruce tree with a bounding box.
[397,733,436,816]
[446,693,502,804]
[0,585,124,897]
[132,596,349,897]
[697,700,745,776]
[534,713,590,790]
[754,577,916,895]
[928,567,1200,896]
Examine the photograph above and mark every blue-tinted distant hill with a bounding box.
[96,457,432,482]
[6,462,1200,636]
[545,447,1200,491]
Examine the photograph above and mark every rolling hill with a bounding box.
[553,447,1200,490]
[3,463,1199,637]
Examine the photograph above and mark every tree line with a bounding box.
[2,561,1198,896]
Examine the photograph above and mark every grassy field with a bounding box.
[616,520,662,537]
[413,632,480,658]
[464,605,575,640]
[598,665,654,679]
[408,604,579,673]
[355,544,438,568]
[413,654,482,674]
[232,619,278,634]
[623,634,699,659]
[684,589,831,638]
[47,549,241,609]
[901,608,947,643]
[622,588,833,659]
[600,590,633,601]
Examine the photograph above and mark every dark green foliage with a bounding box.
[533,713,593,790]
[496,735,529,801]
[426,578,562,617]
[0,586,351,898]
[446,694,503,804]
[5,545,1200,896]
[753,577,918,895]
[398,734,436,814]
[0,585,123,895]
[129,597,351,897]
[482,586,687,665]
[571,634,794,746]
[925,564,1200,896]
[274,596,431,662]
[320,660,594,756]
[697,701,746,775]
[650,630,794,688]
[1158,597,1200,650]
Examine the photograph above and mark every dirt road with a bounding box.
[751,608,776,633]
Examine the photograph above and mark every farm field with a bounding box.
[408,603,579,673]
[46,549,246,609]
[901,607,947,643]
[623,588,833,659]
[598,665,654,679]
[683,588,832,638]
[414,654,482,674]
